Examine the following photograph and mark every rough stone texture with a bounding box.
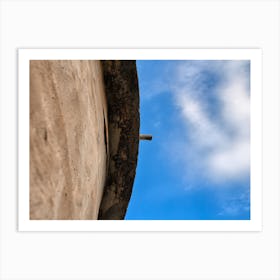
[30,60,139,220]
[98,61,140,220]
[30,60,109,219]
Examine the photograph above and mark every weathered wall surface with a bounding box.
[98,61,140,219]
[30,60,109,219]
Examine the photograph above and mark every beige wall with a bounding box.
[30,60,109,219]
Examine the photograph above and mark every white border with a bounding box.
[18,48,262,232]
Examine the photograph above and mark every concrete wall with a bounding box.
[30,60,109,219]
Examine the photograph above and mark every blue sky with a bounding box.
[125,60,250,220]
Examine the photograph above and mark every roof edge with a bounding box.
[98,60,140,220]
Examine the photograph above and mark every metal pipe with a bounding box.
[140,134,152,141]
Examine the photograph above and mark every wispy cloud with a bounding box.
[218,188,250,217]
[171,60,250,184]
[134,60,251,219]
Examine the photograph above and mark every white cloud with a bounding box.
[172,60,250,184]
[218,188,250,217]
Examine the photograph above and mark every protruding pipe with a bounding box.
[140,134,152,141]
